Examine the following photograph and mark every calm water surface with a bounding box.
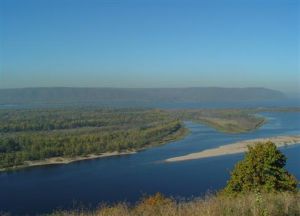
[0,112,300,215]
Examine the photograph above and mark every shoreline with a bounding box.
[165,135,300,162]
[0,151,137,172]
[0,126,189,172]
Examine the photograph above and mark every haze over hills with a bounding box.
[0,87,286,105]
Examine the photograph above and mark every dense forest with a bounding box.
[0,107,268,170]
[0,108,172,132]
[0,108,186,169]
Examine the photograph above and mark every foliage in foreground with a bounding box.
[223,141,298,194]
[50,192,300,216]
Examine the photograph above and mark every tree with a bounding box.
[223,141,298,194]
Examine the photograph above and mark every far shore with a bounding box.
[0,151,137,172]
[165,135,300,162]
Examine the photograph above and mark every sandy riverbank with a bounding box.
[165,135,300,162]
[1,151,137,172]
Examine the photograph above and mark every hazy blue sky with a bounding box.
[0,0,299,93]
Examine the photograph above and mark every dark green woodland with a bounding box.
[0,107,267,170]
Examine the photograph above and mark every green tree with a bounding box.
[223,141,298,194]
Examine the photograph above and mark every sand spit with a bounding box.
[1,151,136,172]
[165,135,300,162]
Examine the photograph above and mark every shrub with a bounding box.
[223,141,298,195]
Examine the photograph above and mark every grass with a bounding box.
[49,192,300,216]
[194,116,266,133]
[171,109,267,133]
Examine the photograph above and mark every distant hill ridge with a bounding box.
[0,87,286,104]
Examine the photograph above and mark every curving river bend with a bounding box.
[1,112,300,215]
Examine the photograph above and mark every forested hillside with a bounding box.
[0,87,286,104]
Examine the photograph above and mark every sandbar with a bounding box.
[165,135,300,162]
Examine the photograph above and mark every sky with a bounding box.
[0,0,299,93]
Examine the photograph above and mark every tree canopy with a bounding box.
[0,108,186,169]
[223,141,298,194]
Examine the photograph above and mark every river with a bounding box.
[0,112,299,215]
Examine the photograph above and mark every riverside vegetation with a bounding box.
[0,107,267,170]
[50,142,299,216]
[0,108,186,170]
[171,109,266,133]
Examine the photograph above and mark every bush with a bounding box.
[223,141,298,195]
